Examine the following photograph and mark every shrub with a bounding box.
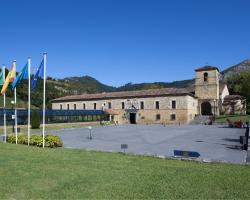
[30,134,43,147]
[45,134,63,147]
[7,134,63,148]
[31,110,40,129]
[6,135,16,144]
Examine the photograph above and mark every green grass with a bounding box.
[0,121,100,135]
[215,115,250,123]
[0,143,249,199]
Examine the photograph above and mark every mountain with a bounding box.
[1,59,250,109]
[221,59,250,81]
[116,79,194,91]
[59,76,116,94]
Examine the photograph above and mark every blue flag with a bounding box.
[11,63,28,89]
[31,59,44,89]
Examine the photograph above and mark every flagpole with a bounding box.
[13,60,18,144]
[28,58,31,146]
[42,53,47,148]
[3,65,6,143]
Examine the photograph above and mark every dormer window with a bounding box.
[204,72,208,82]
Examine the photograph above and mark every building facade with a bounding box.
[52,66,246,124]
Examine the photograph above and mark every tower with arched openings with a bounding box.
[195,66,220,116]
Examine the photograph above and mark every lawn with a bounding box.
[215,115,250,123]
[0,121,100,135]
[0,143,249,199]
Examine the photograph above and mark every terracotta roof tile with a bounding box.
[52,88,192,102]
[195,65,219,72]
[104,109,119,115]
[224,95,243,100]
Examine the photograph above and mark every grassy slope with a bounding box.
[0,143,249,199]
[0,96,38,109]
[215,115,250,123]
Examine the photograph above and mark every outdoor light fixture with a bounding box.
[88,126,92,140]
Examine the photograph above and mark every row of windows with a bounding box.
[60,100,177,110]
[155,114,176,121]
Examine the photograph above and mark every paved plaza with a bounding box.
[50,124,248,164]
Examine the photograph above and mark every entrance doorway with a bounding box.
[129,113,136,124]
[201,102,212,115]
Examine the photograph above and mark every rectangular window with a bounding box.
[60,104,62,110]
[170,114,176,121]
[94,103,97,110]
[172,100,176,109]
[121,102,125,109]
[140,101,144,109]
[67,104,69,110]
[83,103,86,110]
[155,101,160,109]
[108,102,111,109]
[74,104,76,110]
[156,114,161,120]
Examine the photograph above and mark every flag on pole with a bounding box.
[1,65,7,143]
[31,59,44,90]
[27,58,31,146]
[0,68,5,85]
[42,54,46,148]
[1,65,15,94]
[11,63,28,89]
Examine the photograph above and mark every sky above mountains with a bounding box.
[0,0,249,86]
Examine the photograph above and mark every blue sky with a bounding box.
[0,0,249,86]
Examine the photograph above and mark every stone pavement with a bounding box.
[50,124,247,164]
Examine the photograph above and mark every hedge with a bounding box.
[7,134,63,148]
[31,110,40,129]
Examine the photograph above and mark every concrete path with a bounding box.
[50,124,247,164]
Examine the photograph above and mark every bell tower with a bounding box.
[195,66,220,116]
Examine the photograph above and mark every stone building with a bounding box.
[52,66,246,124]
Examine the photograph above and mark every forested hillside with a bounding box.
[1,59,249,109]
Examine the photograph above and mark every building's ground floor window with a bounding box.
[170,114,176,121]
[156,114,161,120]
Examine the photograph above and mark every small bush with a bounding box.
[6,135,16,144]
[31,110,40,129]
[100,121,112,126]
[7,134,63,148]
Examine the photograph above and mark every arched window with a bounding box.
[204,72,208,82]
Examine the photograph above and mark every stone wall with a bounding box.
[195,70,219,100]
[52,95,198,124]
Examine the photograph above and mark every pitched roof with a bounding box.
[195,65,219,72]
[52,88,193,102]
[104,109,119,115]
[224,95,243,100]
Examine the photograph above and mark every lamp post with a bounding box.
[88,126,92,140]
[213,99,216,121]
[11,100,15,132]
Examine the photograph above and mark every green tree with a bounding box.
[227,71,250,113]
[31,110,40,129]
